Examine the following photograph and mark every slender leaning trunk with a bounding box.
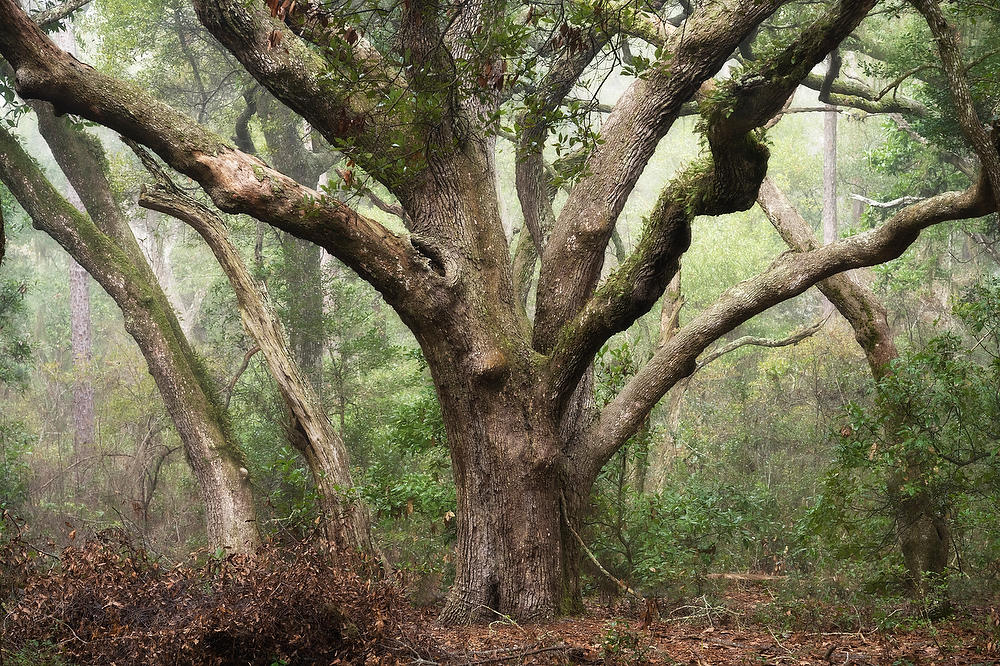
[137,177,371,553]
[68,257,96,481]
[0,124,261,553]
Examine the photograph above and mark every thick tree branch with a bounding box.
[190,0,419,187]
[533,0,787,351]
[589,174,993,467]
[911,0,1000,213]
[547,0,878,415]
[31,0,92,29]
[800,73,929,116]
[0,0,434,320]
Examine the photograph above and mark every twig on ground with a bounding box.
[465,643,581,665]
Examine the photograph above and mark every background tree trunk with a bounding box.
[822,105,839,315]
[49,15,96,489]
[257,94,329,392]
[0,120,261,554]
[67,256,96,488]
[759,176,950,595]
[136,167,371,554]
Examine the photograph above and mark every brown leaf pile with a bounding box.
[2,529,436,665]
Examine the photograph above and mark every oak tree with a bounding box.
[1,0,997,622]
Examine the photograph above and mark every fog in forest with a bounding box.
[1,0,999,663]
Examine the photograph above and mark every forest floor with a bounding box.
[421,581,999,665]
[3,533,997,665]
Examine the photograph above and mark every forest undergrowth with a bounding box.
[2,512,997,666]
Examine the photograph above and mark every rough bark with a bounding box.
[0,122,260,554]
[134,150,371,554]
[2,0,994,623]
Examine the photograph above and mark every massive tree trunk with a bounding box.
[388,147,592,623]
[0,117,261,554]
[429,365,596,623]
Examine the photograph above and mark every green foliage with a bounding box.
[588,336,827,597]
[0,419,31,514]
[588,476,788,596]
[600,620,651,665]
[360,372,456,592]
[0,278,30,386]
[810,280,1000,592]
[2,641,70,666]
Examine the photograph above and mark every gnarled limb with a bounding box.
[0,0,430,319]
[589,172,993,468]
[191,0,419,186]
[533,0,786,351]
[545,0,878,414]
[31,0,92,29]
[911,0,1000,213]
[800,73,929,116]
